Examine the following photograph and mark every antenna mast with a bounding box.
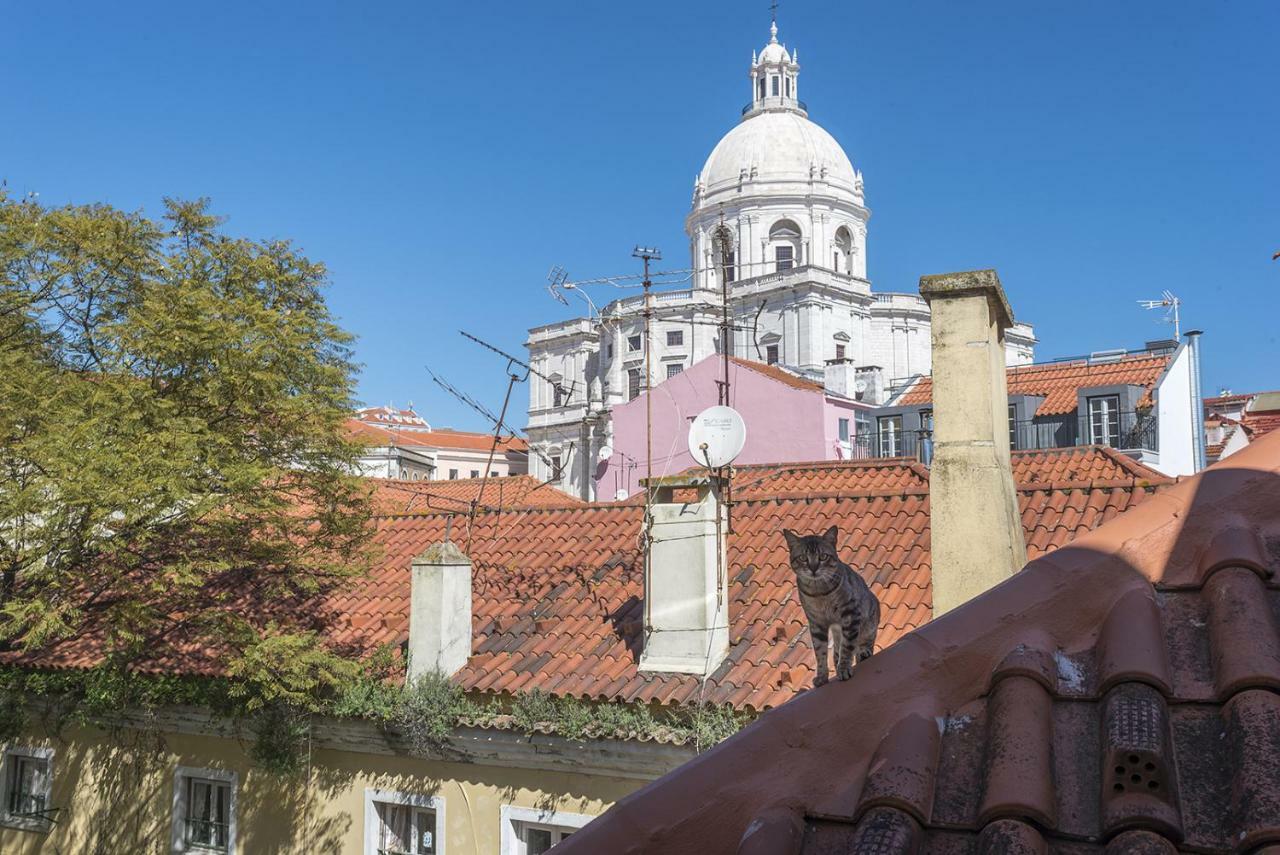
[1137,290,1182,339]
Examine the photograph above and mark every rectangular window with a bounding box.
[470,470,479,478]
[1088,395,1121,446]
[550,455,562,481]
[172,767,236,855]
[835,344,846,361]
[627,368,642,400]
[775,245,793,272]
[838,418,850,442]
[606,343,614,359]
[501,805,594,855]
[365,789,441,855]
[666,363,683,380]
[878,415,903,457]
[552,385,563,407]
[725,250,736,283]
[758,77,765,99]
[448,469,458,480]
[666,330,683,347]
[765,344,779,365]
[1008,404,1018,450]
[785,77,791,97]
[771,76,779,96]
[627,334,642,352]
[2,748,53,831]
[919,409,934,432]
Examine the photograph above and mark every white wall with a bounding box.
[1154,342,1197,477]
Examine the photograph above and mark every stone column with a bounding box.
[919,269,1027,615]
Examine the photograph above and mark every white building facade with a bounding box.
[526,20,1037,499]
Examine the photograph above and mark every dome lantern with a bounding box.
[747,19,803,119]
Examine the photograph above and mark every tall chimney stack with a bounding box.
[919,269,1027,615]
[639,474,730,676]
[408,540,473,681]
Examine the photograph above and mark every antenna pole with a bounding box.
[633,245,661,642]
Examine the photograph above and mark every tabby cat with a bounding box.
[783,525,880,687]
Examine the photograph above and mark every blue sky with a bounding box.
[4,1,1276,431]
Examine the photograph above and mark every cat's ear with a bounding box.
[782,529,800,549]
[822,524,839,547]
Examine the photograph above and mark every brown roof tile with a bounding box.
[557,431,1280,855]
[899,353,1171,417]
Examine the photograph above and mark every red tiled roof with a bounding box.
[1247,412,1280,439]
[728,356,824,392]
[330,447,1170,711]
[15,447,1172,715]
[369,476,577,514]
[355,405,430,429]
[559,432,1280,855]
[347,419,529,453]
[899,353,1171,417]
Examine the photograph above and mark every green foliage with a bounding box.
[509,688,558,734]
[396,672,474,754]
[249,705,311,777]
[0,690,26,742]
[0,192,373,714]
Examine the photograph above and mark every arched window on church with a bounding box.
[833,226,854,275]
[769,219,802,272]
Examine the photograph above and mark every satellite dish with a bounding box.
[854,378,868,393]
[597,444,614,463]
[614,488,629,501]
[688,405,747,469]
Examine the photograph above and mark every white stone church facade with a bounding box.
[526,20,1037,499]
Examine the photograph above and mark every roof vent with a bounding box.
[1088,349,1127,364]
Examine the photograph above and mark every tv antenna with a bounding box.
[459,329,575,405]
[1137,290,1181,339]
[546,265,569,306]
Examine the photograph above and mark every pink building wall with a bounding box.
[597,356,867,499]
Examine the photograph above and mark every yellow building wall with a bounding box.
[1,724,644,854]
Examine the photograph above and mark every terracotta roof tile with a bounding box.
[727,356,824,392]
[346,418,529,452]
[899,353,1171,417]
[558,431,1280,855]
[368,475,578,513]
[14,447,1172,719]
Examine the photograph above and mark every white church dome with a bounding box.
[697,109,858,196]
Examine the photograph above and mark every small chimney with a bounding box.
[408,540,473,681]
[638,475,730,676]
[919,269,1028,615]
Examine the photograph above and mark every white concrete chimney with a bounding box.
[408,540,473,681]
[918,269,1028,615]
[639,475,730,676]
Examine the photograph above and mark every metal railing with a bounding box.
[742,98,808,115]
[848,410,1157,464]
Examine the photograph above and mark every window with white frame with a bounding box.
[765,344,779,365]
[627,368,642,400]
[365,789,442,855]
[171,766,236,854]
[1088,395,1121,446]
[666,329,683,347]
[666,363,683,380]
[627,334,642,352]
[1,746,54,831]
[878,414,903,457]
[500,805,593,855]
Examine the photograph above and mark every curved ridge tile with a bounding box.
[1096,588,1172,696]
[1195,525,1271,582]
[1104,829,1179,854]
[1205,566,1280,699]
[1099,682,1182,842]
[975,818,1046,854]
[846,806,922,854]
[1223,689,1280,850]
[977,675,1056,829]
[990,641,1057,693]
[736,807,803,855]
[854,713,942,825]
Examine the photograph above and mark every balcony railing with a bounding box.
[851,411,1158,464]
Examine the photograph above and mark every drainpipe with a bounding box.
[1185,330,1206,472]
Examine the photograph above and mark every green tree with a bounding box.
[0,193,372,707]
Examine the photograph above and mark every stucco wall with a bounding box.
[1,725,639,854]
[1154,342,1197,477]
[599,356,834,498]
